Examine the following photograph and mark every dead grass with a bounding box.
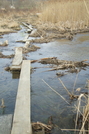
[39,0,89,30]
[0,10,33,33]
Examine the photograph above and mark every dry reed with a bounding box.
[74,80,89,134]
[39,0,89,30]
[42,78,89,133]
[42,79,70,105]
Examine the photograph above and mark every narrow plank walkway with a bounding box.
[0,114,12,134]
[11,60,32,134]
[10,47,23,70]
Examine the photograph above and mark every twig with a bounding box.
[72,70,79,94]
[58,78,72,97]
[74,104,83,117]
[42,79,70,105]
[75,94,84,131]
[61,129,89,132]
[83,0,89,15]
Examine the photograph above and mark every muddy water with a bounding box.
[0,28,89,133]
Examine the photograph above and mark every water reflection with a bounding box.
[11,71,20,79]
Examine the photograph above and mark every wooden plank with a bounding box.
[23,35,29,42]
[0,114,13,134]
[10,66,21,71]
[10,47,23,70]
[22,22,33,31]
[24,40,30,48]
[12,47,22,66]
[11,60,32,134]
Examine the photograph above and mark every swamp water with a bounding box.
[0,28,89,134]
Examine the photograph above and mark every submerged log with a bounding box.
[56,72,66,77]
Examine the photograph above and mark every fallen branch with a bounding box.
[58,78,72,96]
[58,78,78,99]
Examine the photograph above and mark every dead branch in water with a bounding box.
[58,78,79,100]
[61,129,89,132]
[58,78,72,96]
[32,57,89,73]
[42,79,70,105]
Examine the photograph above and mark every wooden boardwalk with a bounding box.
[10,47,23,71]
[11,60,32,134]
[0,114,12,134]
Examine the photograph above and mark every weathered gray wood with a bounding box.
[24,40,30,48]
[12,47,22,66]
[23,35,29,42]
[22,22,33,31]
[11,60,32,134]
[0,114,12,134]
[30,29,37,36]
[10,66,21,71]
[10,47,23,70]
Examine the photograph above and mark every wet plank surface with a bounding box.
[11,60,32,134]
[10,47,23,70]
[0,114,12,134]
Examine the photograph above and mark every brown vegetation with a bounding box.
[22,45,40,53]
[37,0,89,32]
